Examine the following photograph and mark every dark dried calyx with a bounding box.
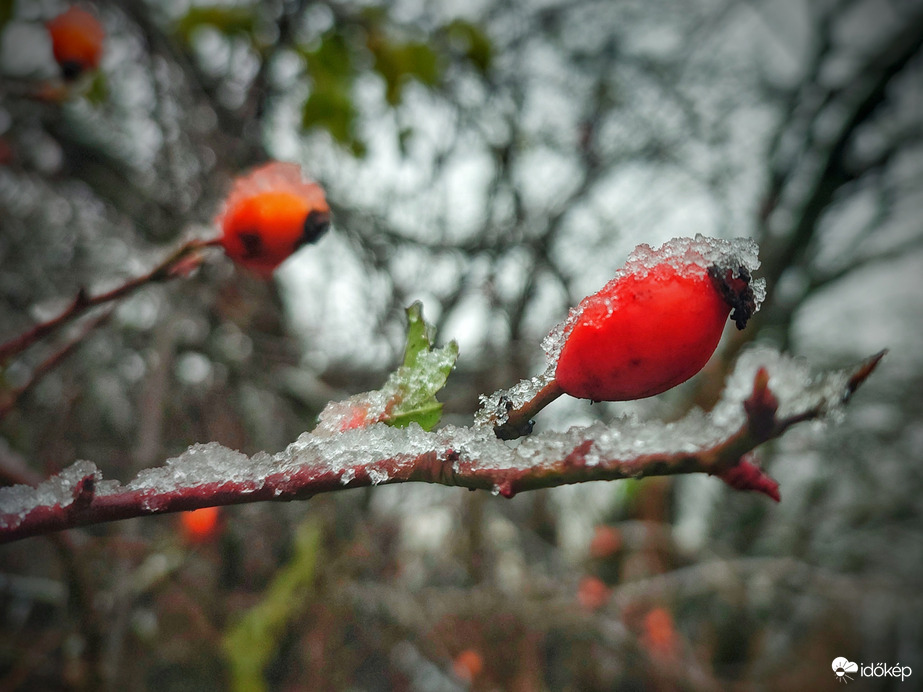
[239,230,262,259]
[298,209,331,247]
[708,264,757,330]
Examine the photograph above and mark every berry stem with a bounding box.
[493,378,565,440]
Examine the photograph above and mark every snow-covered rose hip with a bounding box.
[215,161,330,276]
[554,235,763,401]
[475,235,764,439]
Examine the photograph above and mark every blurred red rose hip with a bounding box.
[216,162,330,276]
[47,7,105,81]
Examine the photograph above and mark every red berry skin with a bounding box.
[555,263,732,401]
[216,162,330,276]
[46,7,105,80]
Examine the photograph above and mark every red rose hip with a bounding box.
[554,236,762,401]
[215,161,330,276]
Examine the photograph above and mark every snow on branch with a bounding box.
[0,348,884,544]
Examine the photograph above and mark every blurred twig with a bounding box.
[0,237,220,366]
[0,308,113,421]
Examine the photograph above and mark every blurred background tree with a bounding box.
[0,0,921,689]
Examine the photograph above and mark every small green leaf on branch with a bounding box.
[385,301,458,430]
[313,302,457,434]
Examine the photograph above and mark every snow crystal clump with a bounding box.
[474,364,556,428]
[367,468,389,485]
[128,442,257,492]
[623,234,762,283]
[0,459,99,520]
[313,391,387,436]
[278,422,439,477]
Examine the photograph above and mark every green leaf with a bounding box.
[400,42,440,86]
[402,301,436,367]
[367,33,442,106]
[0,0,14,32]
[84,71,109,105]
[175,6,256,44]
[383,302,457,430]
[299,32,364,152]
[301,32,353,82]
[444,19,493,74]
[312,302,457,434]
[301,87,357,145]
[222,519,321,692]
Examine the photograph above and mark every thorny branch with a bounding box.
[0,350,885,544]
[0,237,221,365]
[0,308,114,421]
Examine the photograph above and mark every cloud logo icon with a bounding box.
[832,658,859,683]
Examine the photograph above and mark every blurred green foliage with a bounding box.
[222,519,322,692]
[175,4,492,156]
[175,5,257,44]
[0,0,13,31]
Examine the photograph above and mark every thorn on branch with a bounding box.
[845,349,887,400]
[74,287,90,308]
[743,367,779,441]
[71,474,96,511]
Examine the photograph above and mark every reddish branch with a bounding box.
[0,351,884,544]
[0,237,221,365]
[0,309,114,421]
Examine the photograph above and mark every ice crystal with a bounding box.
[0,460,99,525]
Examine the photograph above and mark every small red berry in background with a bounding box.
[641,607,679,658]
[554,236,762,402]
[179,506,222,544]
[215,161,330,277]
[46,7,105,81]
[577,575,611,611]
[588,524,622,559]
[452,648,484,683]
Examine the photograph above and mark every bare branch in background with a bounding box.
[0,237,220,365]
